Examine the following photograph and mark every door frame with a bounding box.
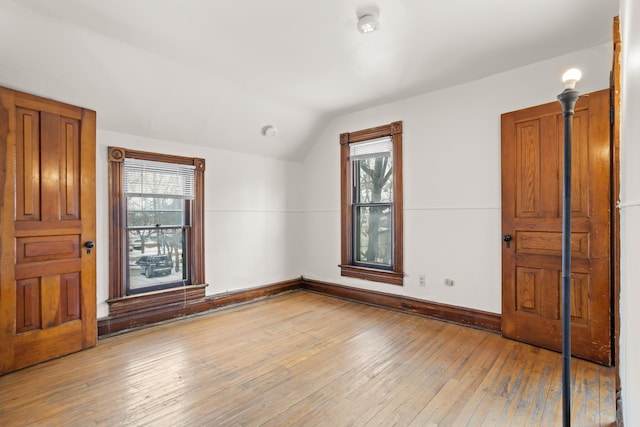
[611,15,622,390]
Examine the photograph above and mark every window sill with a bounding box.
[339,265,403,286]
[107,284,207,316]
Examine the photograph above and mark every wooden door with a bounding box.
[501,89,611,365]
[0,87,96,374]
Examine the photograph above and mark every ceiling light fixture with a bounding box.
[261,125,277,137]
[357,14,379,34]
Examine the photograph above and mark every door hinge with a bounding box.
[610,106,615,125]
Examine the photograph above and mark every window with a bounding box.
[340,121,404,285]
[108,147,206,305]
[123,158,194,294]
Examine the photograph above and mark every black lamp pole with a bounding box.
[557,75,580,427]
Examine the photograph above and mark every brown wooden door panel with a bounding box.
[60,117,81,220]
[15,107,41,221]
[15,258,83,280]
[16,235,81,263]
[0,87,96,375]
[60,272,81,323]
[16,278,41,333]
[513,216,591,229]
[15,220,82,236]
[513,254,590,272]
[16,273,83,330]
[561,110,591,218]
[13,320,83,371]
[513,268,591,321]
[10,91,83,120]
[502,89,611,365]
[516,231,589,258]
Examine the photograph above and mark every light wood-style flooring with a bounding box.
[0,291,616,426]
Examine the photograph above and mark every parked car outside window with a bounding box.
[135,255,173,278]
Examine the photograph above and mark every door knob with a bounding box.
[503,234,512,248]
[84,241,95,254]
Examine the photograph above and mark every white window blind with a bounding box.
[349,136,392,161]
[124,158,195,199]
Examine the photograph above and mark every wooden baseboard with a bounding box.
[300,277,502,333]
[98,277,301,337]
[98,276,501,337]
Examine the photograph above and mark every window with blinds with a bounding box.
[123,158,196,294]
[123,158,195,199]
[340,121,403,285]
[349,136,392,161]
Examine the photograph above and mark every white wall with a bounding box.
[96,131,304,317]
[619,0,639,424]
[301,43,612,314]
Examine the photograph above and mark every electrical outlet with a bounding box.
[444,278,454,286]
[419,275,426,287]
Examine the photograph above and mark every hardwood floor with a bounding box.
[0,291,616,426]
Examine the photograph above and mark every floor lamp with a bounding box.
[557,68,581,427]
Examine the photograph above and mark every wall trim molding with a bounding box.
[300,277,502,333]
[98,276,502,337]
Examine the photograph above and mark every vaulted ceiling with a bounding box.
[0,0,619,160]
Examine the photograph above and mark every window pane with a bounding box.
[128,228,187,292]
[357,157,393,203]
[127,196,185,227]
[355,205,392,267]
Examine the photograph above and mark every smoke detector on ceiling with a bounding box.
[262,125,277,137]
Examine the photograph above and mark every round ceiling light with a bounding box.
[357,14,379,34]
